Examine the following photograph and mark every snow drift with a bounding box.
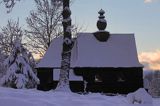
[0,87,159,106]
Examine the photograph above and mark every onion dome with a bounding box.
[93,9,110,42]
[97,9,107,30]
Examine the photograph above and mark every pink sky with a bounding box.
[139,50,160,70]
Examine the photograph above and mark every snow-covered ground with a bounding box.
[0,87,159,106]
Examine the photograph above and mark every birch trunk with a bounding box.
[56,0,72,92]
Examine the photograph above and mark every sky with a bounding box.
[0,0,160,70]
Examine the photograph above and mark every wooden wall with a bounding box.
[74,67,143,94]
[37,67,143,94]
[37,68,53,91]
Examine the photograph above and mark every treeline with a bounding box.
[144,70,160,98]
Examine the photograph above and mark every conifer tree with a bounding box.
[1,39,39,89]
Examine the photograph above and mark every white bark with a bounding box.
[55,0,72,92]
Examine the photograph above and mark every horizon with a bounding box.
[0,0,160,70]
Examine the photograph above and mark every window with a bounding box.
[95,74,102,82]
[117,72,125,82]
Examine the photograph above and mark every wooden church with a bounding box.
[36,9,143,94]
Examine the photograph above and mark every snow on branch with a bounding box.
[2,0,21,13]
[1,39,39,89]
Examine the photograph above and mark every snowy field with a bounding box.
[0,87,159,106]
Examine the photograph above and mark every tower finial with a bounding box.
[93,9,110,42]
[97,9,107,31]
[98,9,105,18]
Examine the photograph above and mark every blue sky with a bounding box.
[0,0,160,70]
[71,0,160,53]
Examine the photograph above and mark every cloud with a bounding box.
[144,0,160,3]
[144,0,153,3]
[138,50,160,70]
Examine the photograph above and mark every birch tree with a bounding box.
[55,0,73,92]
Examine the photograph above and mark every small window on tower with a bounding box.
[117,77,125,82]
[117,72,125,82]
[95,74,102,82]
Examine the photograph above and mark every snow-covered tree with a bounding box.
[0,49,6,78]
[2,0,79,91]
[1,39,39,89]
[0,19,23,55]
[148,71,160,98]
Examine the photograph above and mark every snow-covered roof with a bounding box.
[37,33,143,68]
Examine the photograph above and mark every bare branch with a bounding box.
[25,0,63,56]
[0,19,23,55]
